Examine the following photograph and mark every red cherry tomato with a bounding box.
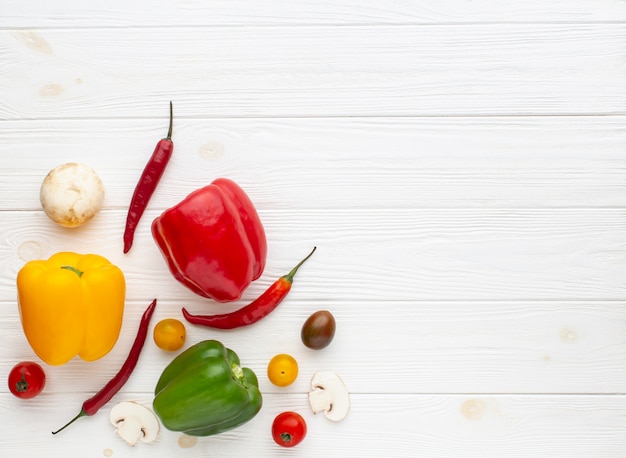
[271,411,307,447]
[8,361,46,399]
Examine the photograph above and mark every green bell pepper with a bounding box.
[153,339,263,436]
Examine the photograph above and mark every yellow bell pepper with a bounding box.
[16,252,125,366]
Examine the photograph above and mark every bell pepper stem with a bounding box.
[51,409,88,435]
[60,265,83,277]
[283,247,316,283]
[231,363,244,380]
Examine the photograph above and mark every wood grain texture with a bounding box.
[2,0,625,26]
[1,208,626,301]
[0,393,624,457]
[1,1,625,457]
[3,298,625,395]
[1,117,626,210]
[1,24,625,119]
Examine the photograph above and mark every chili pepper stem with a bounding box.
[181,247,317,329]
[51,299,156,436]
[283,247,316,283]
[51,409,87,435]
[166,101,173,140]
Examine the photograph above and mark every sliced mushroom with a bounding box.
[308,371,350,422]
[110,401,160,446]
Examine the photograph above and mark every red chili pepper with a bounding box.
[123,102,174,254]
[52,299,157,435]
[182,247,316,329]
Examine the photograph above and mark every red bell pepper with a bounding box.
[151,178,267,302]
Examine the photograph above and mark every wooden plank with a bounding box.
[1,208,625,302]
[1,116,625,210]
[3,298,625,394]
[2,24,625,119]
[0,393,623,457]
[1,0,625,27]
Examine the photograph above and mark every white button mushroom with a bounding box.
[308,371,350,422]
[110,401,160,446]
[40,162,105,228]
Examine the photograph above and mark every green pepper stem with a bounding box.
[231,363,244,380]
[60,265,83,277]
[166,101,173,140]
[51,409,87,435]
[282,246,316,283]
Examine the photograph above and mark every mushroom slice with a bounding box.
[308,371,350,422]
[110,401,160,446]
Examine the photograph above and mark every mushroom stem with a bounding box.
[109,401,159,446]
[308,387,333,414]
[308,371,350,422]
[114,417,144,446]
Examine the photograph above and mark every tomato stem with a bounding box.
[280,432,294,444]
[15,370,28,392]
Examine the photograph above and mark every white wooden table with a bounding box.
[1,2,625,456]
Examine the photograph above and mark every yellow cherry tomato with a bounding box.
[267,353,299,387]
[153,318,186,351]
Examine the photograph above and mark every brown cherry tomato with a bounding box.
[8,361,46,399]
[301,310,336,350]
